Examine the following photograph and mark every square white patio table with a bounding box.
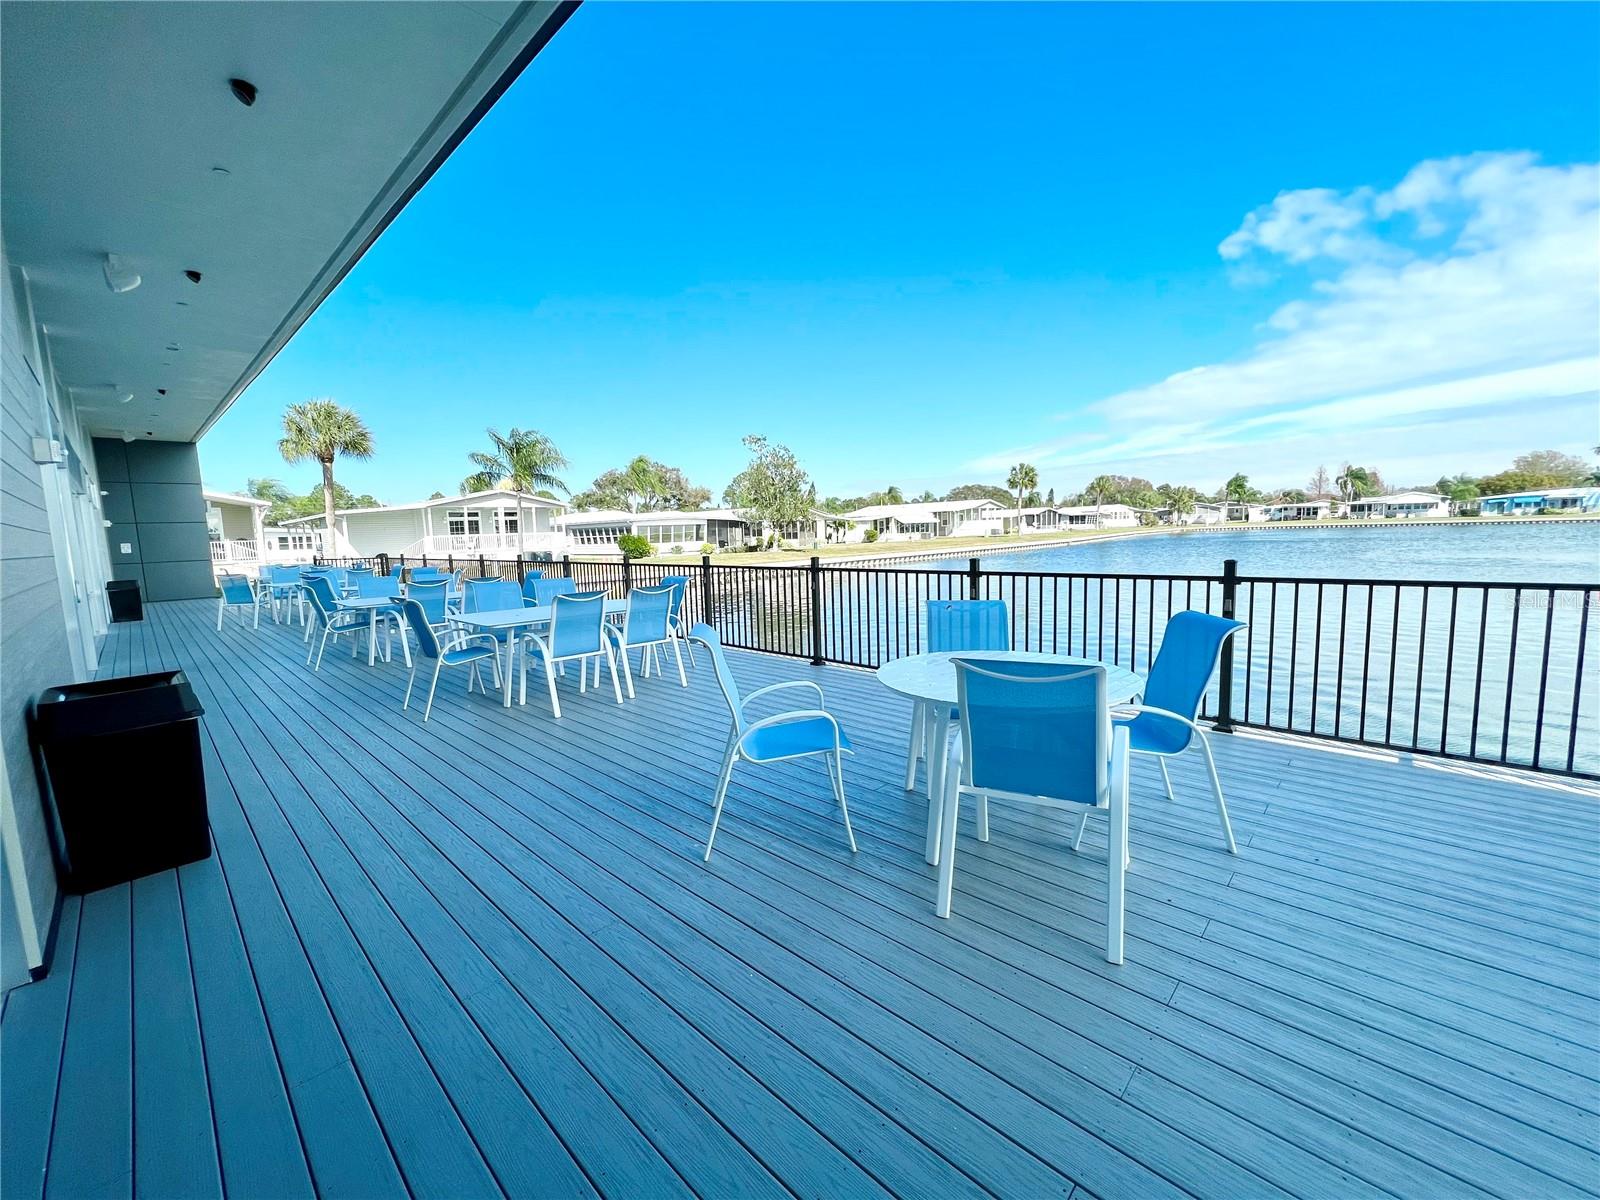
[336,595,408,666]
[452,599,627,707]
[875,651,1145,866]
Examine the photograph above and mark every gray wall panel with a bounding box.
[100,480,135,523]
[130,482,206,524]
[143,560,216,601]
[137,521,210,563]
[122,440,202,484]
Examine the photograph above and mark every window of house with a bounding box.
[446,509,482,536]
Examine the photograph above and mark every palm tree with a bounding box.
[883,484,904,504]
[277,399,374,541]
[1007,463,1038,521]
[1335,464,1374,503]
[1224,473,1251,503]
[460,428,568,495]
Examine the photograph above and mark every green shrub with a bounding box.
[863,527,880,543]
[617,533,652,560]
[700,542,716,556]
[670,544,683,555]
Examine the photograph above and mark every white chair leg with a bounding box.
[403,666,417,710]
[545,653,562,718]
[1197,733,1238,853]
[217,600,225,631]
[605,643,623,704]
[422,662,444,721]
[704,747,738,861]
[314,628,333,671]
[1158,757,1174,800]
[826,752,858,853]
[669,636,687,687]
[1072,810,1090,851]
[617,639,636,699]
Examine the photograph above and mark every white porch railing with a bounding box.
[399,531,568,558]
[209,538,259,563]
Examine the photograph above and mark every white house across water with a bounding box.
[283,488,568,561]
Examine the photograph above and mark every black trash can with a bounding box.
[106,578,143,622]
[30,671,210,892]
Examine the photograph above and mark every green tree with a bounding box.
[723,435,812,529]
[1478,450,1590,494]
[1006,463,1039,517]
[1307,465,1330,500]
[944,483,1014,506]
[1157,483,1199,523]
[573,456,711,511]
[883,484,904,504]
[277,398,374,537]
[460,427,568,495]
[1335,465,1379,502]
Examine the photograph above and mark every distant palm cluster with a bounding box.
[247,397,1598,536]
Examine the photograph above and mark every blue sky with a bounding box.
[201,2,1600,506]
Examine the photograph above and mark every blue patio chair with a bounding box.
[941,658,1130,963]
[519,571,545,603]
[352,574,410,663]
[463,578,522,613]
[904,599,1012,790]
[399,599,503,721]
[530,577,577,607]
[354,574,402,599]
[259,565,301,623]
[1076,610,1246,855]
[658,574,696,667]
[607,585,687,695]
[518,591,622,716]
[345,565,375,583]
[216,573,262,630]
[387,563,407,579]
[689,623,856,862]
[303,574,384,669]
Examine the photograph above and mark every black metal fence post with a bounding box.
[447,554,455,572]
[622,556,633,594]
[377,553,390,576]
[968,557,981,600]
[1215,558,1238,732]
[700,554,714,626]
[514,555,525,584]
[478,554,487,578]
[562,554,573,581]
[809,556,825,664]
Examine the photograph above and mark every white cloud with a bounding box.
[980,152,1600,487]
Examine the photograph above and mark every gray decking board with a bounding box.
[0,599,1595,1200]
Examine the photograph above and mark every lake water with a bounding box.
[932,521,1600,584]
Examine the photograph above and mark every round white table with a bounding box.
[875,651,1145,865]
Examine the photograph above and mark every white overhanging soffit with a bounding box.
[0,0,577,443]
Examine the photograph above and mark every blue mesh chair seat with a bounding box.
[1074,610,1246,856]
[606,585,688,695]
[688,623,857,862]
[518,591,623,717]
[939,658,1131,963]
[216,573,263,630]
[399,599,502,721]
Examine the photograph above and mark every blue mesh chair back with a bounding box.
[410,566,445,579]
[618,585,673,646]
[531,577,577,607]
[405,579,449,625]
[387,563,406,578]
[345,566,374,581]
[401,599,441,659]
[928,600,1010,652]
[305,574,343,618]
[519,571,545,602]
[660,575,690,620]
[219,574,254,605]
[549,592,606,657]
[1135,612,1246,753]
[690,623,742,726]
[464,578,520,612]
[355,575,401,599]
[954,659,1107,805]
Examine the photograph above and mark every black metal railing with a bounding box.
[312,552,1597,778]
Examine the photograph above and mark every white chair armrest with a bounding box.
[743,680,825,710]
[1110,702,1206,735]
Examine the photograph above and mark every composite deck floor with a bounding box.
[3,598,1598,1199]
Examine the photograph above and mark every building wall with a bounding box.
[345,510,423,556]
[1,258,76,989]
[95,438,215,600]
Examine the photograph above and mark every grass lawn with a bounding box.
[635,527,1159,566]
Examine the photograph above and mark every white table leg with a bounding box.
[367,612,378,665]
[503,635,516,707]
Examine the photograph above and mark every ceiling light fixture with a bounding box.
[228,78,258,107]
[121,431,135,444]
[116,392,133,405]
[102,253,141,293]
